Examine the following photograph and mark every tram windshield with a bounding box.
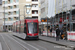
[27,22,38,33]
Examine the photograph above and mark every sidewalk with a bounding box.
[39,35,75,49]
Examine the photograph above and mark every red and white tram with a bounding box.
[13,18,39,39]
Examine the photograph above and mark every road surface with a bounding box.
[0,33,72,50]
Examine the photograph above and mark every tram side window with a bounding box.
[24,23,27,33]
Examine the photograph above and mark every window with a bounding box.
[32,16,38,18]
[5,13,8,15]
[32,0,38,1]
[9,17,11,21]
[5,1,7,4]
[16,17,19,20]
[16,0,19,2]
[32,10,38,14]
[11,18,13,21]
[5,18,8,21]
[10,0,13,3]
[28,22,38,33]
[10,6,13,9]
[16,11,19,14]
[17,5,19,8]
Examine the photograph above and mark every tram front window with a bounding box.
[27,22,38,33]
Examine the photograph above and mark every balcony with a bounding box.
[13,8,19,11]
[2,4,8,7]
[13,14,19,17]
[32,14,38,16]
[32,0,38,4]
[32,4,38,10]
[8,9,13,12]
[32,7,38,10]
[13,2,19,5]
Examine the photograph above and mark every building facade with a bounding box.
[0,0,3,32]
[40,0,48,18]
[40,0,75,36]
[2,0,40,31]
[55,0,75,31]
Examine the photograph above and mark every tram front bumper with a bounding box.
[26,35,39,39]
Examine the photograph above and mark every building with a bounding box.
[40,0,75,36]
[2,0,40,31]
[40,0,48,18]
[55,0,75,31]
[0,0,3,32]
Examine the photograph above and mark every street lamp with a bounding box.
[69,0,72,31]
[24,5,32,19]
[4,2,6,32]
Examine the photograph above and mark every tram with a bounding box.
[13,18,39,39]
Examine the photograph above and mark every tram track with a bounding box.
[1,35,11,50]
[13,35,72,50]
[5,34,39,50]
[1,34,30,50]
[4,34,29,50]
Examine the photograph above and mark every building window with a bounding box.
[10,0,13,3]
[32,4,38,8]
[8,12,11,15]
[10,12,13,15]
[17,5,19,8]
[8,0,10,4]
[5,13,8,15]
[14,17,19,20]
[16,0,19,2]
[32,16,38,18]
[16,17,19,20]
[14,0,16,3]
[9,17,11,21]
[13,11,16,15]
[10,6,13,9]
[5,1,7,4]
[32,10,38,14]
[16,11,19,14]
[32,0,38,1]
[11,18,13,21]
[5,18,8,21]
[5,7,8,10]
